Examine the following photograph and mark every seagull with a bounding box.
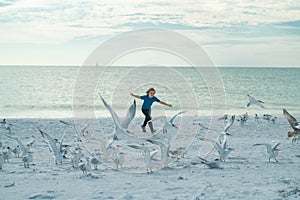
[169,147,186,160]
[113,152,126,170]
[90,153,102,170]
[99,94,136,141]
[270,116,277,124]
[38,128,68,165]
[151,111,186,142]
[1,119,13,133]
[128,144,160,173]
[246,94,266,108]
[78,159,92,175]
[254,114,260,122]
[22,151,34,168]
[199,138,235,162]
[219,115,235,148]
[100,95,184,167]
[59,120,88,141]
[252,143,281,162]
[12,145,21,158]
[146,139,169,167]
[199,157,222,169]
[146,111,186,165]
[2,147,13,162]
[0,119,5,126]
[283,109,300,140]
[218,114,228,122]
[238,113,249,125]
[263,114,272,122]
[27,135,36,147]
[6,135,30,157]
[0,154,4,169]
[71,151,80,168]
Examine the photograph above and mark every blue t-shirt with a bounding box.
[140,95,160,110]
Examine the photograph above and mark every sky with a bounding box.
[0,0,299,67]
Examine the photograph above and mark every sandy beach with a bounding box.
[1,114,300,200]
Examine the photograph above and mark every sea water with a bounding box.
[0,66,299,118]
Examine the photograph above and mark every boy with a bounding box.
[131,88,173,133]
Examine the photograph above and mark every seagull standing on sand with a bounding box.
[169,147,186,160]
[246,94,266,108]
[271,116,277,124]
[252,143,281,162]
[12,145,21,158]
[218,114,228,121]
[283,109,300,142]
[22,151,34,168]
[255,114,260,122]
[128,144,160,173]
[78,159,92,175]
[71,151,80,168]
[90,154,102,170]
[1,119,12,133]
[199,138,235,162]
[113,152,126,170]
[5,135,30,157]
[2,147,13,162]
[263,114,272,122]
[38,129,68,165]
[147,111,186,166]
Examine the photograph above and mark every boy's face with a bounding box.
[148,91,155,98]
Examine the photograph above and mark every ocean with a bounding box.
[0,66,299,118]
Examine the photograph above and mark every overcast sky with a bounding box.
[0,0,299,67]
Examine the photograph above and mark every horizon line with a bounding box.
[0,65,299,68]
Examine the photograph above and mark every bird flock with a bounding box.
[0,94,299,174]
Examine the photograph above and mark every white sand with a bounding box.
[1,115,300,199]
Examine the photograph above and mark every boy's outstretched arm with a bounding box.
[160,101,173,108]
[130,93,140,99]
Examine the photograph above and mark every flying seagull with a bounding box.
[283,109,300,140]
[246,94,266,108]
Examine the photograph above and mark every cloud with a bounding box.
[0,0,299,43]
[0,0,299,66]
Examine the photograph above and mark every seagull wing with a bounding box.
[223,115,235,133]
[257,100,265,108]
[199,157,209,164]
[59,120,71,126]
[38,128,60,157]
[5,135,27,155]
[121,100,136,129]
[148,116,167,124]
[283,109,299,130]
[253,143,272,153]
[146,139,166,148]
[81,123,89,135]
[169,111,186,124]
[150,150,159,159]
[59,129,67,153]
[272,143,281,150]
[99,94,132,139]
[247,94,255,105]
[99,94,122,129]
[199,137,222,152]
